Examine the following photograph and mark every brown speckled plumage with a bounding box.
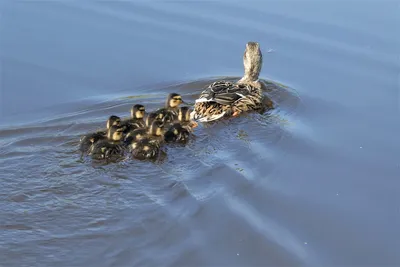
[191,42,270,122]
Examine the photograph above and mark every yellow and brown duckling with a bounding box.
[145,112,164,128]
[177,106,198,128]
[90,125,125,160]
[124,120,165,145]
[120,104,146,134]
[154,93,184,124]
[79,115,121,153]
[191,42,268,122]
[164,106,198,143]
[127,120,165,160]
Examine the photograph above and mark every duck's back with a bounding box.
[120,118,145,134]
[79,131,107,153]
[124,128,148,144]
[90,140,125,160]
[130,138,161,160]
[164,123,191,143]
[192,79,264,122]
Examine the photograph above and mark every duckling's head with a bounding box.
[166,93,183,108]
[149,120,164,137]
[131,104,145,119]
[178,106,191,122]
[242,42,262,82]
[145,113,163,127]
[106,115,121,129]
[107,125,124,141]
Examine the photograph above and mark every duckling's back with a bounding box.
[79,131,107,153]
[130,138,161,160]
[164,123,191,143]
[90,140,125,160]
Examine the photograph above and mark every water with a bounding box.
[1,1,399,266]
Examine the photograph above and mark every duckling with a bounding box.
[129,138,162,161]
[145,112,164,128]
[177,106,198,128]
[191,42,271,122]
[154,93,184,124]
[90,125,125,160]
[124,120,165,145]
[128,120,165,160]
[79,115,121,153]
[164,106,197,143]
[120,104,146,134]
[164,123,191,143]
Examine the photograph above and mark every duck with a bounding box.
[191,42,269,122]
[120,104,146,134]
[127,120,165,160]
[90,125,125,160]
[177,106,199,128]
[145,112,164,128]
[79,115,121,153]
[124,120,165,145]
[154,93,184,124]
[164,106,198,143]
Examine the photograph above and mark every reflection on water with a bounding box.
[1,1,400,266]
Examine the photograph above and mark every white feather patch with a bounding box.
[197,111,226,122]
[195,97,215,103]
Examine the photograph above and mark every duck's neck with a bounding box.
[238,75,261,88]
[239,75,259,83]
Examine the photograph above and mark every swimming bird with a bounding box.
[124,120,165,145]
[164,106,198,143]
[79,115,121,153]
[90,125,125,160]
[127,120,165,160]
[145,112,164,128]
[120,104,146,134]
[191,42,268,122]
[154,93,184,124]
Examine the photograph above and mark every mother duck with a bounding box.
[191,42,268,122]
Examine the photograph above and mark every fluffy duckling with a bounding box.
[79,115,121,153]
[154,93,184,124]
[124,120,165,145]
[145,112,164,128]
[191,42,268,122]
[127,120,165,160]
[90,125,125,160]
[121,104,146,133]
[130,138,162,161]
[177,106,198,128]
[164,106,197,143]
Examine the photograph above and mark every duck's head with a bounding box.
[107,125,124,141]
[145,112,163,127]
[149,120,164,137]
[106,115,121,129]
[242,42,263,82]
[166,93,184,108]
[178,106,191,122]
[131,104,145,119]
